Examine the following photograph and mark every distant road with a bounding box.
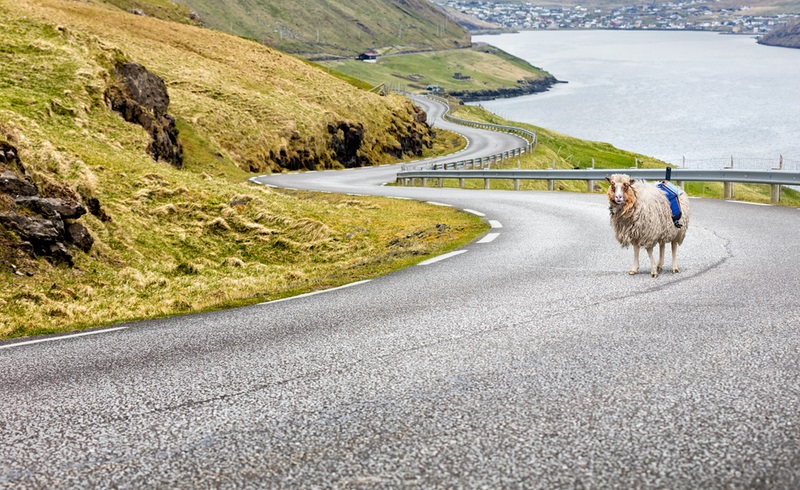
[2,97,799,487]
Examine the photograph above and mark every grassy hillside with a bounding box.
[759,18,800,48]
[0,0,487,337]
[171,0,471,59]
[321,44,556,99]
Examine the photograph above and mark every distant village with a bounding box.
[440,0,800,34]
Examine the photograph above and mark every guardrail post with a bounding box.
[437,178,443,188]
[771,184,781,203]
[459,178,465,188]
[587,179,594,193]
[484,178,491,190]
[724,181,734,199]
[514,179,520,191]
[548,158,555,191]
[422,177,428,187]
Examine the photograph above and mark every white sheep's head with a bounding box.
[606,174,636,208]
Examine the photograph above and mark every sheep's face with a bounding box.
[606,175,635,208]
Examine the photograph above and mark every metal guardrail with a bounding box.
[402,95,536,171]
[395,168,800,203]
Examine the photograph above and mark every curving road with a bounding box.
[1,97,799,488]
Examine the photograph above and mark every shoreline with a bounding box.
[447,76,565,102]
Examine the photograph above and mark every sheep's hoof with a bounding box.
[651,271,659,278]
[628,270,637,275]
[657,266,663,272]
[672,268,680,273]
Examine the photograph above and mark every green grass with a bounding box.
[0,0,487,337]
[430,104,800,205]
[320,46,554,95]
[161,0,470,58]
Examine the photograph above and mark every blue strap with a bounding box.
[657,181,683,227]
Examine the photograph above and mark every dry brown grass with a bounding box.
[0,0,487,337]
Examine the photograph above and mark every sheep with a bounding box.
[605,173,690,277]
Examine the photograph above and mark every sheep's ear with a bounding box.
[605,176,612,183]
[629,179,636,184]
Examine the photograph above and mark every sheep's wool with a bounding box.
[608,175,690,249]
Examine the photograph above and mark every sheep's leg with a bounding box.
[671,241,680,273]
[657,242,666,272]
[646,246,658,277]
[629,245,640,275]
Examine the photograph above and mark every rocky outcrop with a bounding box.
[386,103,432,159]
[447,76,563,102]
[758,19,800,49]
[105,62,184,168]
[0,143,94,266]
[328,121,366,168]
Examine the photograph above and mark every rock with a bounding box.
[0,213,63,244]
[105,62,183,168]
[0,212,74,264]
[0,142,94,265]
[0,170,38,198]
[65,221,93,252]
[189,11,204,26]
[15,196,86,220]
[0,142,19,164]
[328,121,365,168]
[47,242,73,266]
[86,196,111,222]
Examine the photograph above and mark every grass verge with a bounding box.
[429,104,800,205]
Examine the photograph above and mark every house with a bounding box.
[358,51,379,61]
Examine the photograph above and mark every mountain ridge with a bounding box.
[174,0,472,59]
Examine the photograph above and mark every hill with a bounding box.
[0,0,486,336]
[758,18,800,48]
[321,44,559,101]
[172,0,472,59]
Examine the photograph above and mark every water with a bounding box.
[472,30,800,168]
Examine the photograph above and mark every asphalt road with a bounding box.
[1,97,799,488]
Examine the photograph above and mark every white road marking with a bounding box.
[387,196,411,200]
[725,200,772,206]
[426,201,452,207]
[0,327,129,350]
[463,209,486,217]
[259,280,373,305]
[417,250,468,266]
[477,233,500,244]
[489,220,503,229]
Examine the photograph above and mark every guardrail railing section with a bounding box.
[401,95,537,172]
[396,167,800,204]
[403,95,796,203]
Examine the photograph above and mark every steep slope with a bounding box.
[0,0,485,336]
[758,18,800,48]
[173,0,472,59]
